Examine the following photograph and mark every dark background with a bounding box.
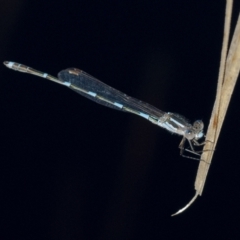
[1,1,240,239]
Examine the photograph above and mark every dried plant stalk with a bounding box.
[172,0,240,216]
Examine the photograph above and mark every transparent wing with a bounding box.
[58,68,165,119]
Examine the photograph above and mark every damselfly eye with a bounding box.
[193,120,204,131]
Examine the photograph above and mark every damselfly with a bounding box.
[4,61,205,158]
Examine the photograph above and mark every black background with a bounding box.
[1,1,240,239]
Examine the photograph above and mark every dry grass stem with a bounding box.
[172,0,240,216]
